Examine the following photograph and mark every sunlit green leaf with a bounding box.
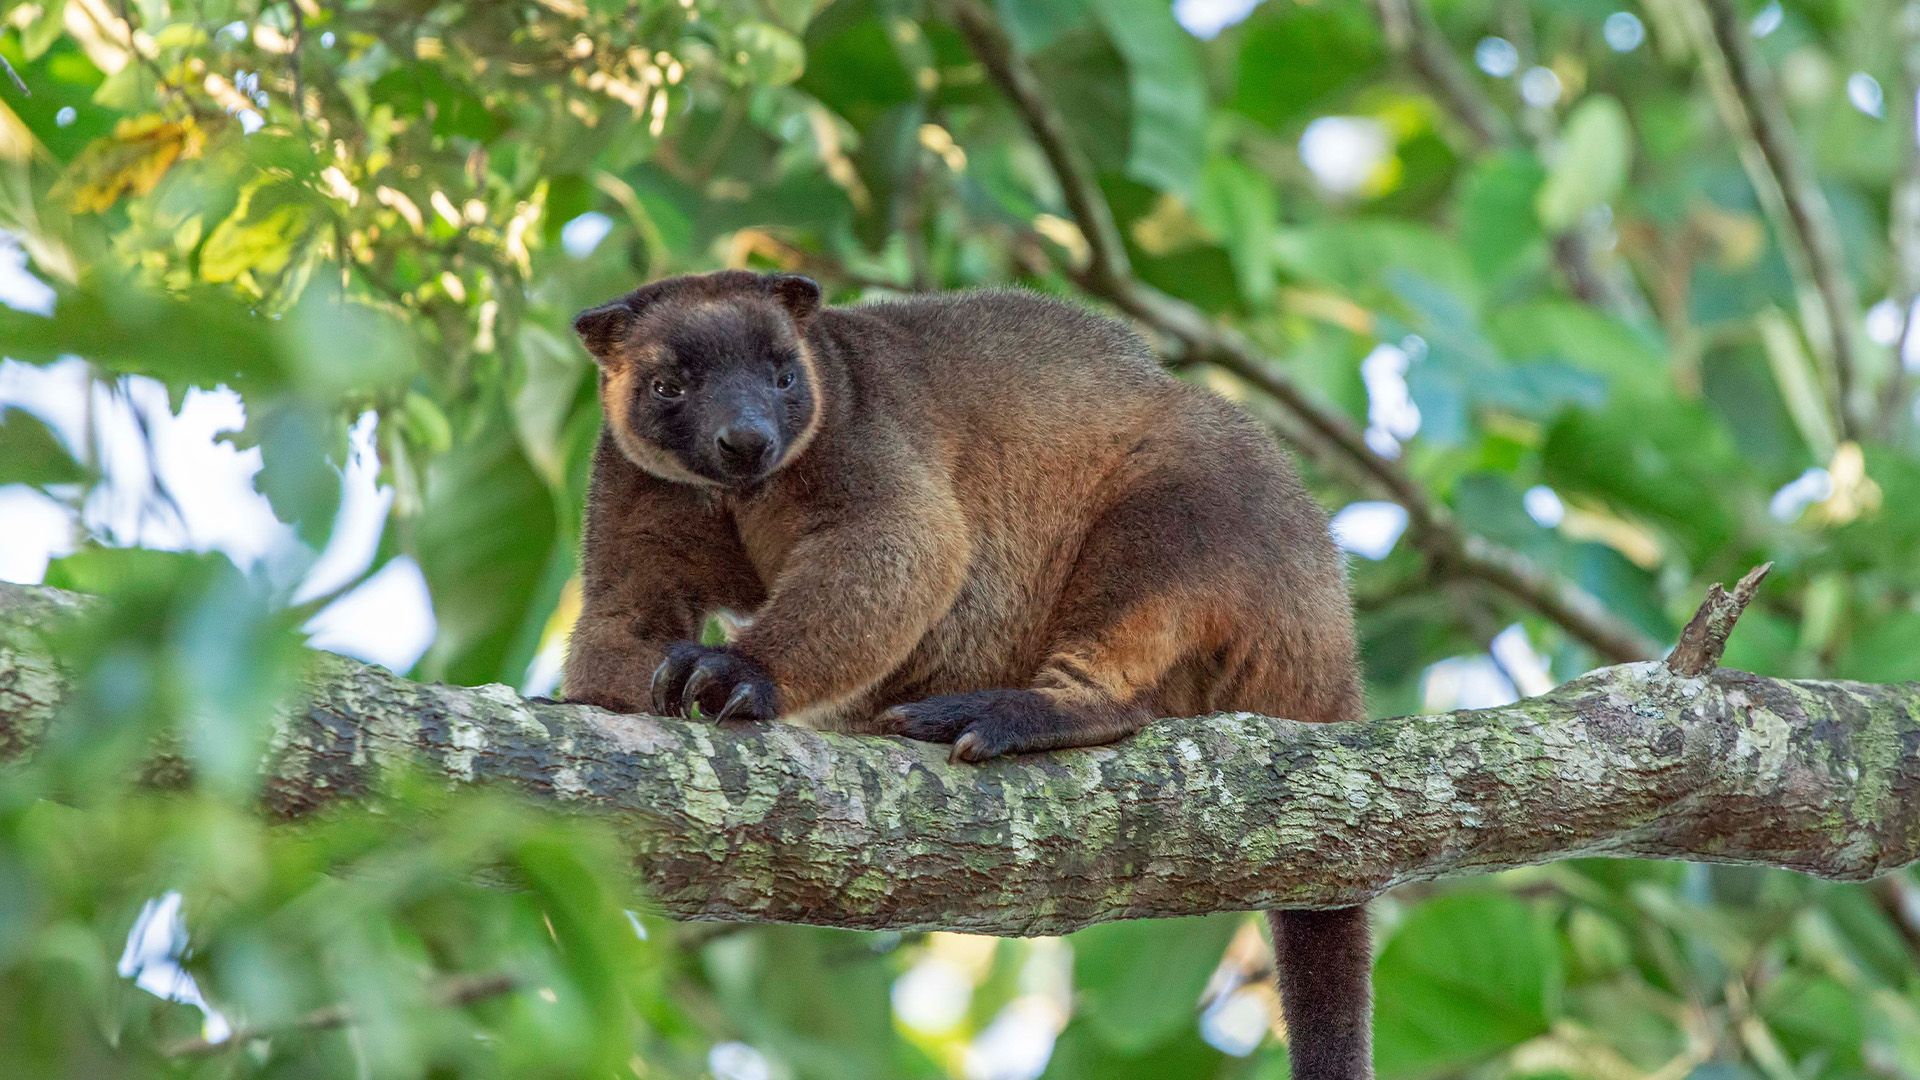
[1536,95,1630,232]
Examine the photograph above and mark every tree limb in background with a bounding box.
[163,973,518,1058]
[1680,0,1869,441]
[1882,0,1920,436]
[946,0,1664,664]
[0,54,29,97]
[1371,0,1644,318]
[946,0,1132,294]
[4,581,1914,936]
[1372,0,1509,150]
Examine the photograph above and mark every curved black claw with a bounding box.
[716,680,773,723]
[649,641,708,716]
[884,689,1068,764]
[681,664,716,715]
[651,644,779,722]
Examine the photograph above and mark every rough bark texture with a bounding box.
[4,582,1920,937]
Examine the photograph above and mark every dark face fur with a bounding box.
[574,271,823,490]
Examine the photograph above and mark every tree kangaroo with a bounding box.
[563,270,1371,1078]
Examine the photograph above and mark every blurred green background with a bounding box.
[3,0,1920,1075]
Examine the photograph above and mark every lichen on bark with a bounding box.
[3,582,1919,936]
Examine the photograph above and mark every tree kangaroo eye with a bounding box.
[775,369,797,390]
[652,379,684,400]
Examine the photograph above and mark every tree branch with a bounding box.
[946,0,1663,664]
[0,54,29,98]
[1881,0,1920,436]
[1370,0,1643,317]
[1666,562,1771,676]
[1372,0,1509,151]
[4,582,1917,937]
[163,973,517,1058]
[1684,0,1869,441]
[947,0,1131,293]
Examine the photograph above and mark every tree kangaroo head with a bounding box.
[574,270,825,490]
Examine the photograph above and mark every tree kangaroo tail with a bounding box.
[1268,906,1373,1080]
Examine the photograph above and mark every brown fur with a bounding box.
[562,272,1371,1078]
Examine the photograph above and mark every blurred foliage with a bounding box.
[3,0,1920,1076]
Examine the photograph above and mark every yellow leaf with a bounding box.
[59,114,206,214]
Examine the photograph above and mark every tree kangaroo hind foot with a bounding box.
[882,687,1150,763]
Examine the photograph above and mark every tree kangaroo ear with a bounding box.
[766,274,821,323]
[574,280,674,360]
[573,300,638,360]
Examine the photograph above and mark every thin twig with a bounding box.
[288,0,316,139]
[0,54,28,97]
[1371,0,1643,318]
[1452,532,1661,663]
[1373,0,1509,149]
[1688,0,1867,441]
[164,972,517,1057]
[1871,875,1920,961]
[947,0,1131,293]
[947,0,1663,664]
[111,0,187,102]
[1666,562,1771,676]
[1880,0,1920,437]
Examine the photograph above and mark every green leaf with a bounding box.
[245,400,346,548]
[1089,0,1206,196]
[798,0,918,127]
[1486,301,1665,388]
[1230,3,1385,131]
[1535,95,1631,232]
[995,0,1090,52]
[1757,972,1866,1068]
[1194,158,1279,307]
[20,1,68,62]
[0,407,85,486]
[510,323,592,489]
[1541,391,1750,566]
[0,281,291,390]
[414,418,567,686]
[731,22,807,87]
[1374,892,1563,1077]
[1070,914,1240,1054]
[200,180,315,284]
[1276,219,1481,306]
[1455,150,1546,282]
[367,63,501,142]
[277,278,417,398]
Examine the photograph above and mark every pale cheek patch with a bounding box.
[770,340,825,473]
[601,359,719,489]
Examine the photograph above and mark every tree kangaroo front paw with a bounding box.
[650,643,779,721]
[883,689,1069,763]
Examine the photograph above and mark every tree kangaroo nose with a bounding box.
[715,422,774,466]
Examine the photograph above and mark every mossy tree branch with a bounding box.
[3,581,1918,937]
